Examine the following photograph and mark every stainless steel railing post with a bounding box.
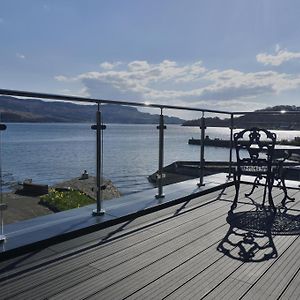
[198,112,206,187]
[0,121,7,242]
[91,103,106,215]
[156,108,166,199]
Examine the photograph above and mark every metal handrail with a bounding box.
[1,88,300,116]
[232,111,300,115]
[0,88,232,115]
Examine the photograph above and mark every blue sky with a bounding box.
[1,0,300,117]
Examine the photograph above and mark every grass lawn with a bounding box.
[40,189,95,211]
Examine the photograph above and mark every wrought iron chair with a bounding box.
[231,127,277,211]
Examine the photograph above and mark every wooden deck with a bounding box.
[1,183,300,299]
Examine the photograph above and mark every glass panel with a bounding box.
[1,105,97,225]
[164,110,233,185]
[102,109,158,196]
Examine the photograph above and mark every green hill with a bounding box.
[183,105,300,130]
[0,96,184,124]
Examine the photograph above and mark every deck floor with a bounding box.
[1,183,300,299]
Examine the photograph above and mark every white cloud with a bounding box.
[100,61,122,70]
[16,53,25,59]
[55,58,300,111]
[54,75,70,82]
[57,60,207,101]
[128,60,150,71]
[256,48,300,66]
[59,88,89,98]
[200,69,300,100]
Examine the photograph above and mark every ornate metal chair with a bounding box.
[231,127,277,211]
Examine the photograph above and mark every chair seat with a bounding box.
[239,165,269,173]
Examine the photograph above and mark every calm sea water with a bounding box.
[1,123,300,194]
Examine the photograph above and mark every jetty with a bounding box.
[149,160,300,186]
[189,136,231,147]
[188,135,300,148]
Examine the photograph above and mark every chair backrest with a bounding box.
[234,127,276,174]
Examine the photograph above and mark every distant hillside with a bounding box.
[183,105,300,130]
[0,96,184,124]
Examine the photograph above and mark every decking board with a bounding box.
[3,265,101,300]
[115,202,271,298]
[197,190,300,299]
[0,186,236,295]
[279,267,300,299]
[50,218,230,299]
[0,183,299,300]
[240,236,300,299]
[50,187,266,299]
[0,186,241,297]
[162,213,295,299]
[199,235,297,300]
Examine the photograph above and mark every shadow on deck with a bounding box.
[0,173,232,260]
[1,176,300,299]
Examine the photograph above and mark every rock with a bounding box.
[53,176,121,200]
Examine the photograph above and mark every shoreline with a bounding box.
[1,176,120,225]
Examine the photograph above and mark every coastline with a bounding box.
[2,176,120,225]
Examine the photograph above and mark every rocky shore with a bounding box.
[53,176,121,200]
[1,176,120,224]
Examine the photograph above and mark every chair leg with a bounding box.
[280,175,295,207]
[267,176,276,211]
[231,173,240,210]
[245,176,260,197]
[262,177,267,207]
